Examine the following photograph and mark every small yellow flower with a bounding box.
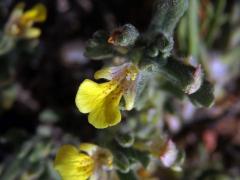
[54,144,113,180]
[75,63,139,128]
[4,3,47,39]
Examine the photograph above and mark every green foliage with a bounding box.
[121,148,150,168]
[82,0,215,176]
[159,57,201,93]
[5,0,240,179]
[145,0,188,57]
[85,31,114,60]
[0,33,14,55]
[84,0,214,109]
[111,134,150,174]
[113,151,131,173]
[188,80,215,107]
[118,170,138,180]
[109,24,140,47]
[148,0,189,36]
[0,137,59,180]
[113,146,150,174]
[115,133,135,148]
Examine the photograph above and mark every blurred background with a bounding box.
[0,0,240,179]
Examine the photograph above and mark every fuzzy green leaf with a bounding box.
[145,0,188,57]
[159,56,202,93]
[148,0,189,36]
[121,148,150,168]
[109,24,139,47]
[160,81,185,99]
[188,80,215,107]
[115,133,135,148]
[113,152,130,173]
[118,170,138,180]
[84,31,114,60]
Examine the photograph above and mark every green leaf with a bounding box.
[144,0,188,57]
[113,151,130,173]
[155,34,174,57]
[134,69,152,110]
[188,80,215,107]
[115,133,135,148]
[205,0,227,47]
[140,54,167,73]
[171,149,185,171]
[109,24,140,47]
[160,80,185,99]
[159,56,201,93]
[147,0,189,36]
[118,170,138,180]
[39,109,59,123]
[0,32,15,56]
[187,0,200,58]
[158,57,214,107]
[84,31,114,60]
[121,148,150,168]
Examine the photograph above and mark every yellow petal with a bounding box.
[94,67,112,80]
[95,148,113,169]
[54,145,94,180]
[88,89,122,128]
[4,3,24,35]
[23,28,41,38]
[94,64,131,80]
[75,79,116,113]
[80,143,113,169]
[9,2,25,19]
[79,143,98,156]
[21,3,47,24]
[123,88,136,110]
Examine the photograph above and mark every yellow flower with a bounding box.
[54,144,113,180]
[4,3,47,39]
[75,63,139,128]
